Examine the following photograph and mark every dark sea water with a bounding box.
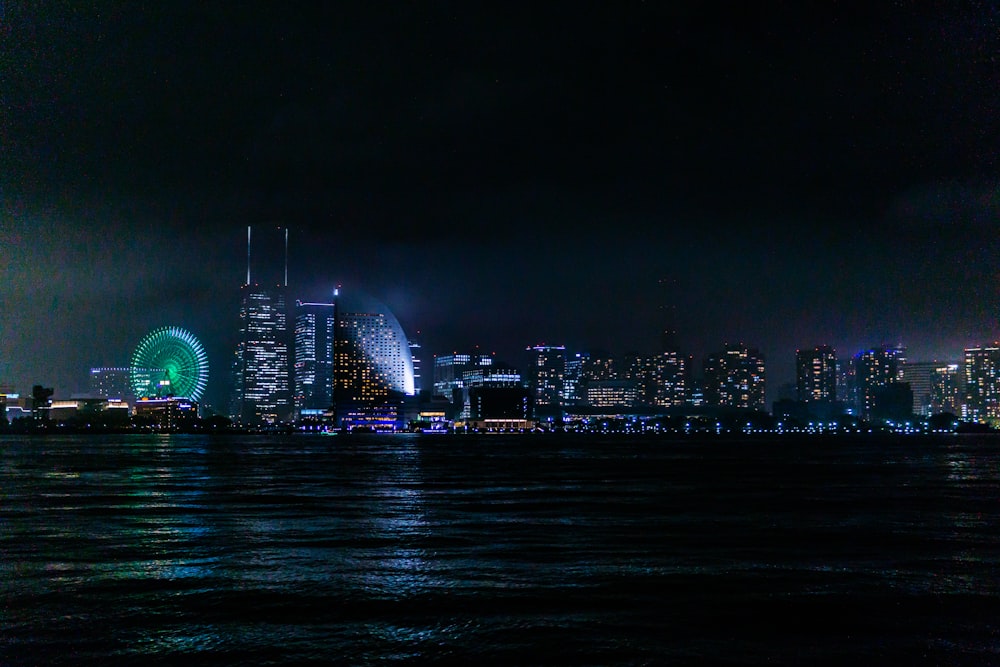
[2,433,999,665]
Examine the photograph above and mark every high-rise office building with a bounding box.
[433,352,493,402]
[703,343,766,410]
[963,346,1000,423]
[624,351,687,408]
[647,279,689,408]
[585,380,638,409]
[854,345,906,419]
[655,351,687,407]
[574,351,618,407]
[901,361,944,417]
[580,352,617,383]
[796,346,837,404]
[462,363,521,389]
[623,353,654,406]
[561,352,587,405]
[333,292,415,430]
[837,357,857,414]
[231,226,292,424]
[293,300,336,419]
[930,363,962,416]
[459,363,523,420]
[527,345,565,408]
[89,367,134,402]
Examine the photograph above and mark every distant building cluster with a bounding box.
[6,226,1000,433]
[776,345,979,427]
[513,342,990,430]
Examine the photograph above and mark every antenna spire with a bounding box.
[246,226,251,285]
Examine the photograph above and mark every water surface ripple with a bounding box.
[2,433,999,665]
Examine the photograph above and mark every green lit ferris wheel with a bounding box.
[130,326,209,401]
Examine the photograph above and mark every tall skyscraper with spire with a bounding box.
[231,225,292,424]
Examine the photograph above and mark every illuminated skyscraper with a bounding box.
[333,291,415,430]
[796,346,837,404]
[854,345,905,419]
[573,351,619,407]
[838,357,857,414]
[930,363,962,415]
[703,343,766,410]
[527,344,565,408]
[293,300,336,419]
[658,352,688,407]
[433,352,493,402]
[642,278,689,408]
[963,346,1000,423]
[901,361,944,417]
[580,351,617,383]
[231,226,292,424]
[561,352,586,405]
[625,351,687,408]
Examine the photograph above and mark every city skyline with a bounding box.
[3,4,999,403]
[3,225,1000,410]
[7,245,1000,427]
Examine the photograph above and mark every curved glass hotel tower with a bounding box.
[333,291,415,430]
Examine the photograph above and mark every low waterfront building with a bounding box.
[133,397,199,429]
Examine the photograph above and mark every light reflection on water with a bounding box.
[2,433,1000,665]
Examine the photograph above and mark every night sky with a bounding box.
[3,2,999,408]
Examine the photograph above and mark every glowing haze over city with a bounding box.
[3,3,998,412]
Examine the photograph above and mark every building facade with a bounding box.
[231,226,292,424]
[333,295,415,430]
[901,361,942,417]
[585,379,638,409]
[963,346,1000,424]
[89,367,134,402]
[796,346,837,404]
[293,301,336,419]
[703,343,766,410]
[527,345,565,409]
[854,346,906,420]
[433,352,493,403]
[561,353,586,405]
[134,397,200,429]
[930,363,962,416]
[455,363,522,419]
[624,351,687,408]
